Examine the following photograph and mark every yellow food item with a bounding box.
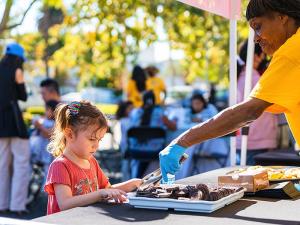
[229,166,300,180]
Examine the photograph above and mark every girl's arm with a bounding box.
[54,184,127,211]
[111,178,142,193]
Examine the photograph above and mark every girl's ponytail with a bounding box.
[48,103,69,157]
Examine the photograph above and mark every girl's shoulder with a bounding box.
[89,155,99,167]
[50,155,79,170]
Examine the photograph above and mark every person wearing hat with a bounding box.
[159,0,300,183]
[0,43,30,214]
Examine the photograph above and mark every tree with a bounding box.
[10,0,250,89]
[0,0,38,37]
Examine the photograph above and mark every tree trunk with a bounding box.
[0,0,13,37]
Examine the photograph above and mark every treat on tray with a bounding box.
[136,183,243,201]
[219,167,269,192]
[228,166,300,181]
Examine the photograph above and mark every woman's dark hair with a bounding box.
[237,40,264,79]
[246,0,300,26]
[116,101,133,120]
[132,65,146,93]
[140,91,156,126]
[145,66,159,77]
[191,93,207,114]
[0,54,24,70]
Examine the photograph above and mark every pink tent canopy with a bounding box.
[177,0,241,19]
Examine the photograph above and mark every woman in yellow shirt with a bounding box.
[145,66,166,105]
[159,0,300,182]
[126,65,147,108]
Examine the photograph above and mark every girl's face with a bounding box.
[192,99,204,113]
[66,125,107,160]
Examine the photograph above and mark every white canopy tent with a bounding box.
[177,0,255,166]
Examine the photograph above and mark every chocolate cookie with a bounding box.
[163,184,180,192]
[196,184,210,200]
[208,191,221,201]
[157,192,172,198]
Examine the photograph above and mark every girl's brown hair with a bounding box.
[48,101,108,157]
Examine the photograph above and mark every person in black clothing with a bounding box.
[0,43,30,214]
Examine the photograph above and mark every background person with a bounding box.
[236,41,278,165]
[40,78,61,103]
[0,43,30,214]
[145,66,166,105]
[126,65,147,108]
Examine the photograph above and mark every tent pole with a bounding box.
[240,28,255,166]
[229,19,237,166]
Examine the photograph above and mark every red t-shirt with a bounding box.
[44,155,109,215]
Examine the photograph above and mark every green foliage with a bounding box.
[9,0,251,87]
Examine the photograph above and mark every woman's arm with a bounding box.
[176,98,272,147]
[54,184,127,211]
[15,68,27,101]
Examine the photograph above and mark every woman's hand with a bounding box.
[98,188,127,203]
[159,144,186,182]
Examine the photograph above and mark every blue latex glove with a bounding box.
[159,144,186,183]
[295,183,300,192]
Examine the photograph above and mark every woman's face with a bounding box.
[249,13,289,56]
[191,99,204,113]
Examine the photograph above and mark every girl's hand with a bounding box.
[128,178,142,191]
[98,188,127,203]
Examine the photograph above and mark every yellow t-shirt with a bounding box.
[146,76,166,105]
[250,28,300,144]
[127,79,143,107]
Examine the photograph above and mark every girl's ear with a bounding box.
[64,127,74,140]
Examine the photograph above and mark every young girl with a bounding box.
[45,101,141,215]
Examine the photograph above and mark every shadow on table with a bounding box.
[96,198,255,223]
[209,199,300,225]
[98,199,299,225]
[96,203,169,222]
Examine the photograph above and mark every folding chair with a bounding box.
[191,137,230,174]
[125,126,166,162]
